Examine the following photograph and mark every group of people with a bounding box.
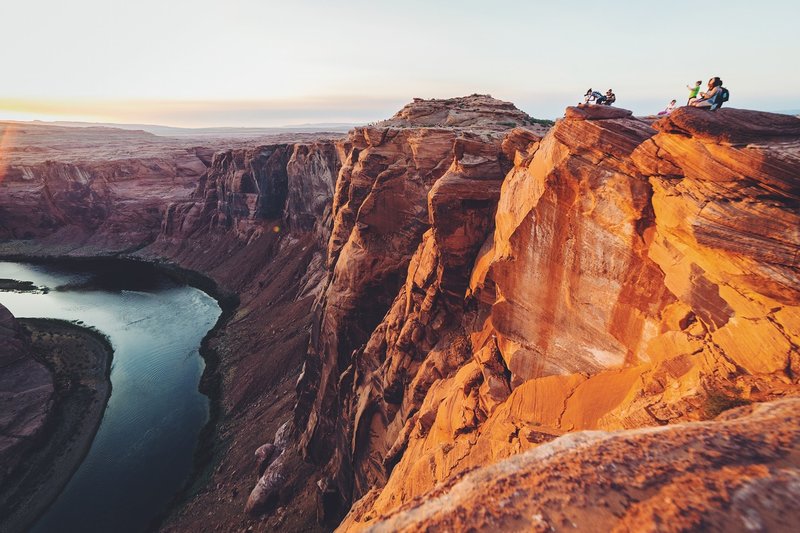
[579,77,728,115]
[657,77,729,115]
[582,88,616,106]
[687,77,728,108]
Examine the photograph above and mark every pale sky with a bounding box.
[2,0,798,127]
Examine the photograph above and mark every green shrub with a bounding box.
[529,118,555,127]
[703,387,751,418]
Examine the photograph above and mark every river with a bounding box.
[0,261,221,533]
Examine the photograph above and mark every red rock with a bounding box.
[565,105,634,120]
[3,99,799,533]
[245,422,292,515]
[293,97,543,517]
[0,304,54,487]
[320,104,800,526]
[654,106,800,144]
[347,399,800,532]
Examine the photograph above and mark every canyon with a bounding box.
[0,96,798,532]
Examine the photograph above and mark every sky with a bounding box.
[2,0,799,127]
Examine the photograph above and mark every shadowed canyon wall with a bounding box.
[0,126,345,531]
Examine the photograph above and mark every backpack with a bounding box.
[719,87,730,102]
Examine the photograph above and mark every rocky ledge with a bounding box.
[357,398,800,532]
[0,304,53,489]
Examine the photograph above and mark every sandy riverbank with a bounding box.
[0,318,112,533]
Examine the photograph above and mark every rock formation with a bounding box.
[293,95,539,523]
[355,398,800,532]
[1,100,798,533]
[245,421,292,514]
[0,304,53,486]
[297,104,800,529]
[0,122,339,256]
[146,138,346,532]
[0,123,345,532]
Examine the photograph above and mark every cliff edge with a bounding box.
[294,104,800,529]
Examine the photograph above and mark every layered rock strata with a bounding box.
[297,105,800,529]
[149,140,344,532]
[0,124,345,532]
[293,96,539,522]
[0,122,339,255]
[0,122,218,249]
[359,398,800,532]
[1,100,798,533]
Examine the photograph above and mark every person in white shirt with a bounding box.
[658,99,677,115]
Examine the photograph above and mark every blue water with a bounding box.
[0,261,221,533]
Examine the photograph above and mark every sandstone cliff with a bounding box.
[0,122,339,256]
[1,100,798,533]
[291,95,541,523]
[0,123,345,531]
[0,123,219,249]
[147,139,345,532]
[293,104,800,529]
[361,398,800,532]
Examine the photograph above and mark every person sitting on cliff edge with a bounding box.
[582,88,603,105]
[658,99,678,115]
[596,89,616,106]
[689,77,728,109]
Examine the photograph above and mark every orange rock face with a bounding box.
[297,105,800,529]
[356,398,800,532]
[294,96,539,522]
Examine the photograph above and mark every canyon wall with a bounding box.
[0,150,210,252]
[0,125,345,531]
[292,96,544,524]
[1,100,798,532]
[146,139,346,532]
[292,104,800,530]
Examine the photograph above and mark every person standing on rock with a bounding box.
[687,80,702,104]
